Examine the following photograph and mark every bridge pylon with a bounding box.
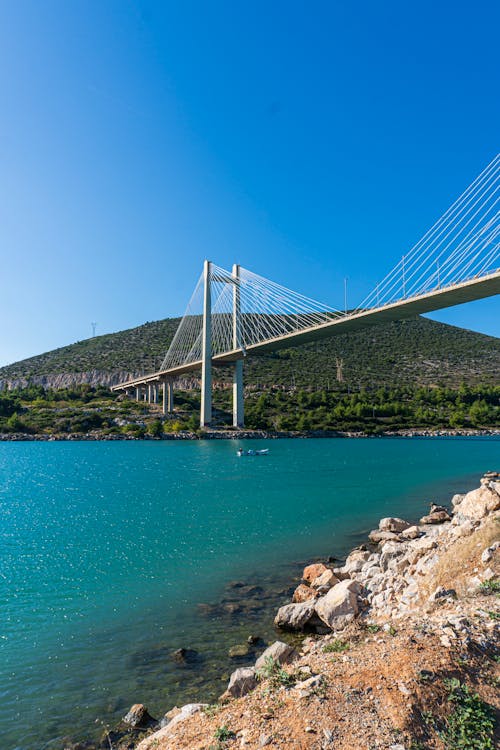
[232,263,244,427]
[200,260,212,427]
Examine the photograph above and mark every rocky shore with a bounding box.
[2,428,499,442]
[67,472,499,750]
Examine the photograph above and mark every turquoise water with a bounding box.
[0,437,498,749]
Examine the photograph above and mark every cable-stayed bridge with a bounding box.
[112,154,500,427]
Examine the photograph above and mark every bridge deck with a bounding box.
[112,270,500,391]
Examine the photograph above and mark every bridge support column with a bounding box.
[136,387,140,401]
[162,380,174,415]
[233,360,244,427]
[232,263,244,427]
[200,260,212,427]
[153,385,158,404]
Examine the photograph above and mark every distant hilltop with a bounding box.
[0,315,499,391]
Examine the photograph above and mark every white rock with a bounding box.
[255,641,298,670]
[314,580,361,630]
[274,600,316,631]
[368,529,399,544]
[457,485,500,520]
[380,541,407,570]
[379,517,411,533]
[415,552,439,576]
[341,549,371,575]
[136,704,207,749]
[406,536,437,564]
[226,667,257,697]
[481,541,499,564]
[400,525,422,539]
[311,568,339,592]
[450,519,475,537]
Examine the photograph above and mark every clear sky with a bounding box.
[0,0,498,367]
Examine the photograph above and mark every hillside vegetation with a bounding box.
[1,315,499,390]
[0,315,499,436]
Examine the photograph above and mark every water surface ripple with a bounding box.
[0,437,498,749]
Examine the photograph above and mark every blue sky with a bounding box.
[0,1,498,367]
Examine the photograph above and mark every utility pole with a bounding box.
[335,357,344,383]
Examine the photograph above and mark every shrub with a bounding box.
[441,680,494,750]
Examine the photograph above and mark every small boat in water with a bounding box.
[236,448,269,457]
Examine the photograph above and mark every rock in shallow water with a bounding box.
[378,517,411,533]
[228,643,251,658]
[122,703,156,728]
[274,600,316,630]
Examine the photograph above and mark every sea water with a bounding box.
[0,437,498,749]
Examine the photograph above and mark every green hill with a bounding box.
[1,315,499,391]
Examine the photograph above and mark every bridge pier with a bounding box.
[136,387,140,401]
[233,360,244,427]
[200,260,212,428]
[162,380,174,415]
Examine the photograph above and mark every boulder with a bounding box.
[136,704,206,749]
[420,509,451,524]
[380,541,407,570]
[274,600,316,630]
[456,485,500,520]
[449,519,475,538]
[302,563,328,583]
[311,569,339,592]
[400,525,422,540]
[341,549,371,575]
[429,586,457,602]
[171,647,198,664]
[406,536,437,564]
[368,529,399,544]
[123,704,156,728]
[228,643,251,658]
[225,667,257,698]
[379,517,411,533]
[481,541,500,564]
[292,583,317,603]
[314,580,361,630]
[255,641,298,670]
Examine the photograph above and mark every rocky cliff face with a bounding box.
[0,371,202,391]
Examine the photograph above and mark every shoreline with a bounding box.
[64,469,500,750]
[1,427,499,442]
